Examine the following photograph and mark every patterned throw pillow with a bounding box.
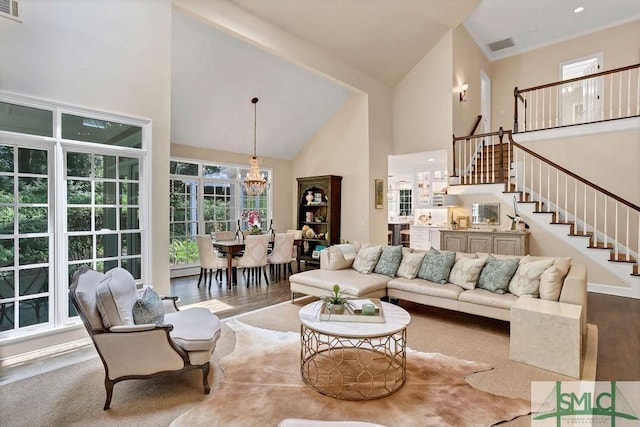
[373,246,403,277]
[417,248,456,284]
[352,244,383,274]
[476,255,519,294]
[396,252,426,279]
[448,256,486,290]
[132,287,165,325]
[508,258,555,297]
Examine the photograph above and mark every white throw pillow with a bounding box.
[352,244,383,274]
[539,257,572,301]
[396,252,426,279]
[448,256,486,290]
[95,268,139,327]
[508,258,555,297]
[323,246,355,270]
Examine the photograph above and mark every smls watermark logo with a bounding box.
[532,381,640,426]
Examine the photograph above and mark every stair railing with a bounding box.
[452,127,506,184]
[514,63,640,133]
[506,132,639,267]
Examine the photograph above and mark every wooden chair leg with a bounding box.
[197,267,204,288]
[202,362,211,394]
[104,377,114,410]
[263,266,269,285]
[208,269,213,291]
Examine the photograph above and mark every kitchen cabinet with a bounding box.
[440,230,529,256]
[410,225,444,251]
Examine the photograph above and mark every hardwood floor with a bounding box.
[171,269,640,381]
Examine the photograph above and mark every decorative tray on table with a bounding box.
[319,298,385,323]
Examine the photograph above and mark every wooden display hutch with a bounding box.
[297,175,342,266]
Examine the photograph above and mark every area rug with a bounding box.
[171,319,532,426]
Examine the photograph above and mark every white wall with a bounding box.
[0,0,172,357]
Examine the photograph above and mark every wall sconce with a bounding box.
[458,84,468,102]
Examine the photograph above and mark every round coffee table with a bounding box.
[299,300,411,400]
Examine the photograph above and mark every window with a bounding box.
[0,95,149,338]
[169,159,271,269]
[399,189,413,216]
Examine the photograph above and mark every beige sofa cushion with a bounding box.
[387,277,464,300]
[290,268,389,297]
[322,245,355,270]
[95,268,139,328]
[396,252,425,279]
[458,288,519,310]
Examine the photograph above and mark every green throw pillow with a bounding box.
[476,255,520,294]
[373,246,403,277]
[417,248,456,284]
[132,287,165,325]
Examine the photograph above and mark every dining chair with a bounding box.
[267,233,295,278]
[212,231,235,241]
[196,235,236,290]
[236,234,270,287]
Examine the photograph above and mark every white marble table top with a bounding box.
[298,300,411,338]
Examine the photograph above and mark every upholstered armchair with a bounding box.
[267,232,295,277]
[70,267,222,409]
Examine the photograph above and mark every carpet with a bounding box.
[171,319,532,427]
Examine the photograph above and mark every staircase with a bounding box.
[452,129,639,297]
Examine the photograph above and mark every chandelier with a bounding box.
[243,97,268,196]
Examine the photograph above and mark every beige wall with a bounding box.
[491,19,640,130]
[293,94,371,243]
[0,0,172,357]
[452,25,491,137]
[170,144,294,232]
[393,31,454,157]
[175,0,394,246]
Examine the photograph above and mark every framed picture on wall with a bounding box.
[375,179,384,209]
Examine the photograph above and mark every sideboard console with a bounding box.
[440,229,530,256]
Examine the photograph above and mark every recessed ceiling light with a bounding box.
[574,6,584,13]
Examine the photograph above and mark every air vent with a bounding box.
[487,37,514,52]
[0,0,21,22]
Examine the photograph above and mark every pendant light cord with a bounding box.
[252,97,258,157]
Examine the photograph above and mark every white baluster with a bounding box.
[625,207,630,261]
[627,70,632,117]
[583,184,587,235]
[618,72,623,119]
[593,189,597,248]
[609,75,613,120]
[603,197,608,248]
[614,202,619,260]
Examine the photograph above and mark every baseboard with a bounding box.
[588,282,640,299]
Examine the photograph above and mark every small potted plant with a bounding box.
[323,284,352,315]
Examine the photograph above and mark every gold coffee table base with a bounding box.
[300,325,406,400]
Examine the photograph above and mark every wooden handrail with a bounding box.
[507,132,640,212]
[452,115,484,176]
[517,63,640,94]
[469,115,482,136]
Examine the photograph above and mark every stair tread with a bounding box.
[609,254,637,263]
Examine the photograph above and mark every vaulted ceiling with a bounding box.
[170,0,640,160]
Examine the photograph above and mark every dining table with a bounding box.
[212,238,303,286]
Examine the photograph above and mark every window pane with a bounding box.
[120,207,139,230]
[18,177,48,203]
[98,259,119,273]
[67,207,91,231]
[18,148,48,174]
[18,237,48,265]
[121,258,141,279]
[120,182,138,205]
[94,154,116,179]
[19,267,48,296]
[0,208,14,234]
[67,153,92,177]
[19,297,48,327]
[0,102,53,137]
[0,176,14,203]
[0,146,14,172]
[61,114,142,148]
[69,235,93,260]
[122,232,141,256]
[119,157,139,180]
[0,239,14,267]
[95,207,117,231]
[0,302,14,331]
[170,161,198,176]
[203,164,237,179]
[95,181,117,205]
[67,180,91,204]
[96,234,119,258]
[0,270,15,299]
[18,207,48,233]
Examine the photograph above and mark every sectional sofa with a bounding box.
[289,243,588,335]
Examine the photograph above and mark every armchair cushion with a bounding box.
[133,287,165,325]
[165,307,221,352]
[95,268,139,328]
